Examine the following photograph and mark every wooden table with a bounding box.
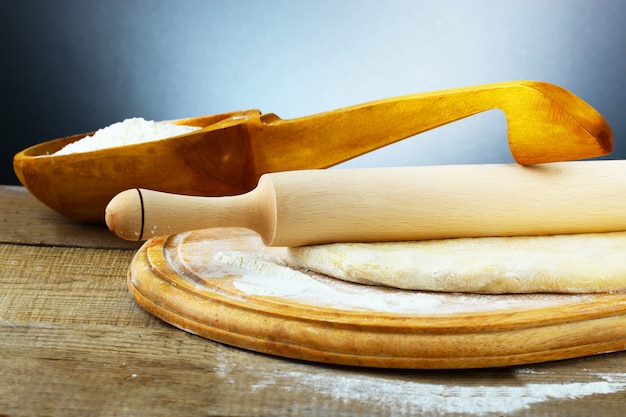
[2,184,626,417]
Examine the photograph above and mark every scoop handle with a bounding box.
[106,161,626,246]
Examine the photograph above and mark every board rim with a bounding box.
[127,232,626,369]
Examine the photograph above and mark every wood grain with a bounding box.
[2,185,626,416]
[0,185,141,249]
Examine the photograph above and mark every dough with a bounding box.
[286,232,626,294]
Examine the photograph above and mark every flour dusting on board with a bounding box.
[215,251,332,296]
[217,250,444,312]
[213,250,591,314]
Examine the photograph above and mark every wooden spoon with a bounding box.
[13,80,612,222]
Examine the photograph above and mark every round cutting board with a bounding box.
[128,227,626,369]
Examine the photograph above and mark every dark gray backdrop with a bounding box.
[2,0,625,185]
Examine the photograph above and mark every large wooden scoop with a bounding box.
[107,160,626,246]
[14,81,612,222]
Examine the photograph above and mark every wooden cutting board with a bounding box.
[128,227,626,369]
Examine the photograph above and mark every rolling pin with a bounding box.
[105,160,626,247]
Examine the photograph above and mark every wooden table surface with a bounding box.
[2,184,626,417]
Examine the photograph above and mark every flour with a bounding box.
[250,367,626,415]
[212,347,626,416]
[300,371,626,415]
[217,251,444,313]
[54,117,200,155]
[215,251,331,297]
[215,250,590,315]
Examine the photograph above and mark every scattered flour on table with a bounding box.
[261,370,626,416]
[54,117,200,155]
[213,348,626,416]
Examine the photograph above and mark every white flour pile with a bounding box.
[54,117,201,155]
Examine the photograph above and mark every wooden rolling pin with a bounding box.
[106,160,626,247]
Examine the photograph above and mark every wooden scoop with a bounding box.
[106,160,626,246]
[14,80,612,222]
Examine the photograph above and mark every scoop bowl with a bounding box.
[13,110,261,222]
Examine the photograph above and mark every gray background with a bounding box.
[2,0,625,185]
